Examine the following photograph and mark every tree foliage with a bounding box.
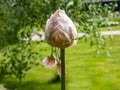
[0,0,117,46]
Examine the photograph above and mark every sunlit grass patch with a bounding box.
[1,35,120,90]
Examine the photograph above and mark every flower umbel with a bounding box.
[43,55,57,68]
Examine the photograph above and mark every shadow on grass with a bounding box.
[4,75,61,90]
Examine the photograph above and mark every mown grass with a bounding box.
[112,17,120,23]
[99,25,120,31]
[77,25,120,33]
[1,35,120,90]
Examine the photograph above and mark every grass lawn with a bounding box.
[77,25,120,33]
[112,17,120,23]
[1,35,120,90]
[99,25,120,31]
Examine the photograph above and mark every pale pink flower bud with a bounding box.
[71,40,77,46]
[43,55,57,68]
[45,9,77,49]
[57,63,61,76]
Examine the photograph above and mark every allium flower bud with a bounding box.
[43,55,57,68]
[45,9,77,49]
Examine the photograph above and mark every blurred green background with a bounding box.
[0,0,120,90]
